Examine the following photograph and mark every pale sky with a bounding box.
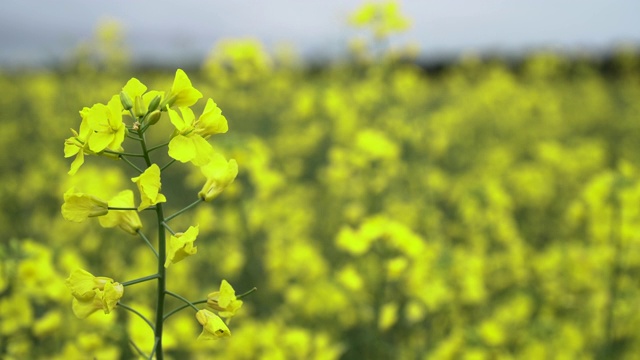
[1,0,639,66]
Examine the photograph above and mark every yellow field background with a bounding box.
[2,22,640,359]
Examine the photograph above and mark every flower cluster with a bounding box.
[61,69,247,357]
[196,280,244,340]
[65,269,124,319]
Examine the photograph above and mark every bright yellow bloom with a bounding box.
[86,95,127,153]
[164,225,198,268]
[98,190,142,235]
[167,107,215,166]
[131,164,167,211]
[122,78,165,117]
[61,187,109,222]
[164,69,202,108]
[102,281,124,313]
[65,268,113,300]
[71,292,105,319]
[64,107,94,175]
[66,269,124,319]
[193,98,228,138]
[207,279,243,319]
[71,282,124,319]
[196,309,231,340]
[122,77,147,100]
[198,153,238,201]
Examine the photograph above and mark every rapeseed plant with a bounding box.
[61,69,253,359]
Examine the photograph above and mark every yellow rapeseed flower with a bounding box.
[64,107,94,175]
[65,268,113,300]
[206,279,243,320]
[98,190,142,235]
[193,98,229,138]
[198,153,238,201]
[167,107,215,166]
[86,95,127,153]
[121,77,164,117]
[61,187,109,222]
[163,69,202,108]
[164,225,198,268]
[131,164,167,211]
[66,269,124,319]
[195,309,231,340]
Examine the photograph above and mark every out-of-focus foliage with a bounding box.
[3,12,640,360]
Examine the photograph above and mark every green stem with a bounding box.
[140,122,153,134]
[108,206,138,211]
[136,128,167,360]
[166,290,200,312]
[164,198,203,223]
[149,338,159,360]
[162,287,257,322]
[120,155,143,173]
[126,133,143,141]
[164,300,207,321]
[103,149,146,157]
[153,204,167,360]
[160,159,177,172]
[128,109,138,121]
[128,339,149,359]
[121,273,161,287]
[237,287,258,299]
[137,230,159,258]
[162,222,176,236]
[119,302,155,331]
[148,142,170,153]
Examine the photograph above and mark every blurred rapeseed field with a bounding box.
[2,4,640,359]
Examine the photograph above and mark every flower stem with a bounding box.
[119,302,155,331]
[164,300,207,321]
[160,159,177,172]
[147,141,170,153]
[162,222,176,236]
[166,290,200,312]
[108,206,138,211]
[153,203,167,360]
[136,127,167,360]
[121,273,161,287]
[164,198,203,223]
[129,339,149,359]
[137,230,159,258]
[237,287,258,299]
[103,149,146,157]
[120,155,143,173]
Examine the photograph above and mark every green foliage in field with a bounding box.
[2,24,640,359]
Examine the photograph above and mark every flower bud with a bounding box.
[147,95,162,112]
[119,91,133,110]
[133,96,147,118]
[145,110,162,126]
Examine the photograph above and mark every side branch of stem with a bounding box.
[119,302,155,331]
